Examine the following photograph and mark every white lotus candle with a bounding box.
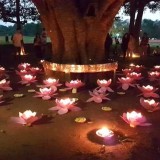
[96,127,114,138]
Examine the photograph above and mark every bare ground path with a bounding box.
[0,45,160,160]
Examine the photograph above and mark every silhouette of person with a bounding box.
[121,33,130,60]
[104,33,113,60]
[140,32,149,57]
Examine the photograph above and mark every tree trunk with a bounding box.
[16,0,21,29]
[129,1,145,52]
[32,0,124,64]
[129,0,136,33]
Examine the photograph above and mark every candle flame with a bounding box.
[96,127,114,138]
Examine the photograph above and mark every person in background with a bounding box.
[140,32,149,57]
[5,34,9,43]
[40,28,47,59]
[127,33,136,59]
[121,33,130,60]
[152,46,160,56]
[104,33,113,60]
[12,29,23,55]
[34,33,42,59]
[12,29,23,67]
[114,37,120,58]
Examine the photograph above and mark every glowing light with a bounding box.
[121,111,151,128]
[96,127,114,138]
[41,61,118,73]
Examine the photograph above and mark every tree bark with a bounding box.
[32,0,125,64]
[129,1,146,52]
[16,0,21,29]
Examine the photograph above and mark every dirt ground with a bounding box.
[0,51,160,160]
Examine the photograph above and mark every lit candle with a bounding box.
[49,98,81,115]
[65,79,84,93]
[121,111,151,127]
[18,63,31,70]
[137,85,159,98]
[140,98,160,112]
[43,78,61,87]
[127,72,142,80]
[96,127,114,138]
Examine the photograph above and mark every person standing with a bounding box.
[104,33,113,60]
[40,28,47,59]
[34,33,42,59]
[12,29,23,55]
[127,33,136,59]
[140,32,149,57]
[12,29,23,66]
[121,33,130,60]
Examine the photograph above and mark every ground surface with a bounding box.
[0,47,160,160]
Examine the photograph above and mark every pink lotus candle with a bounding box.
[49,98,81,115]
[134,65,143,70]
[20,74,37,85]
[148,71,160,81]
[16,69,28,76]
[18,63,31,70]
[29,67,41,74]
[97,79,114,92]
[121,111,151,128]
[65,79,84,93]
[0,79,12,91]
[11,110,39,126]
[34,87,57,100]
[118,77,135,90]
[43,78,61,88]
[0,67,5,76]
[122,68,133,75]
[127,72,142,81]
[140,97,160,112]
[96,127,114,138]
[137,85,159,98]
[86,89,110,103]
[129,63,135,67]
[153,65,160,71]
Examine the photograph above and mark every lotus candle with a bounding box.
[153,65,160,71]
[18,63,31,70]
[148,71,160,81]
[20,74,37,85]
[16,69,28,76]
[65,79,84,93]
[121,111,151,127]
[0,79,12,91]
[118,77,135,90]
[34,87,57,100]
[86,89,110,103]
[140,97,160,112]
[43,78,61,88]
[129,63,135,67]
[49,98,81,115]
[137,85,159,98]
[97,79,114,92]
[122,68,132,75]
[0,67,5,76]
[96,127,114,138]
[30,67,41,74]
[11,110,39,126]
[127,72,142,81]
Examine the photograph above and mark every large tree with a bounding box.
[124,0,160,48]
[32,0,125,64]
[0,0,38,29]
